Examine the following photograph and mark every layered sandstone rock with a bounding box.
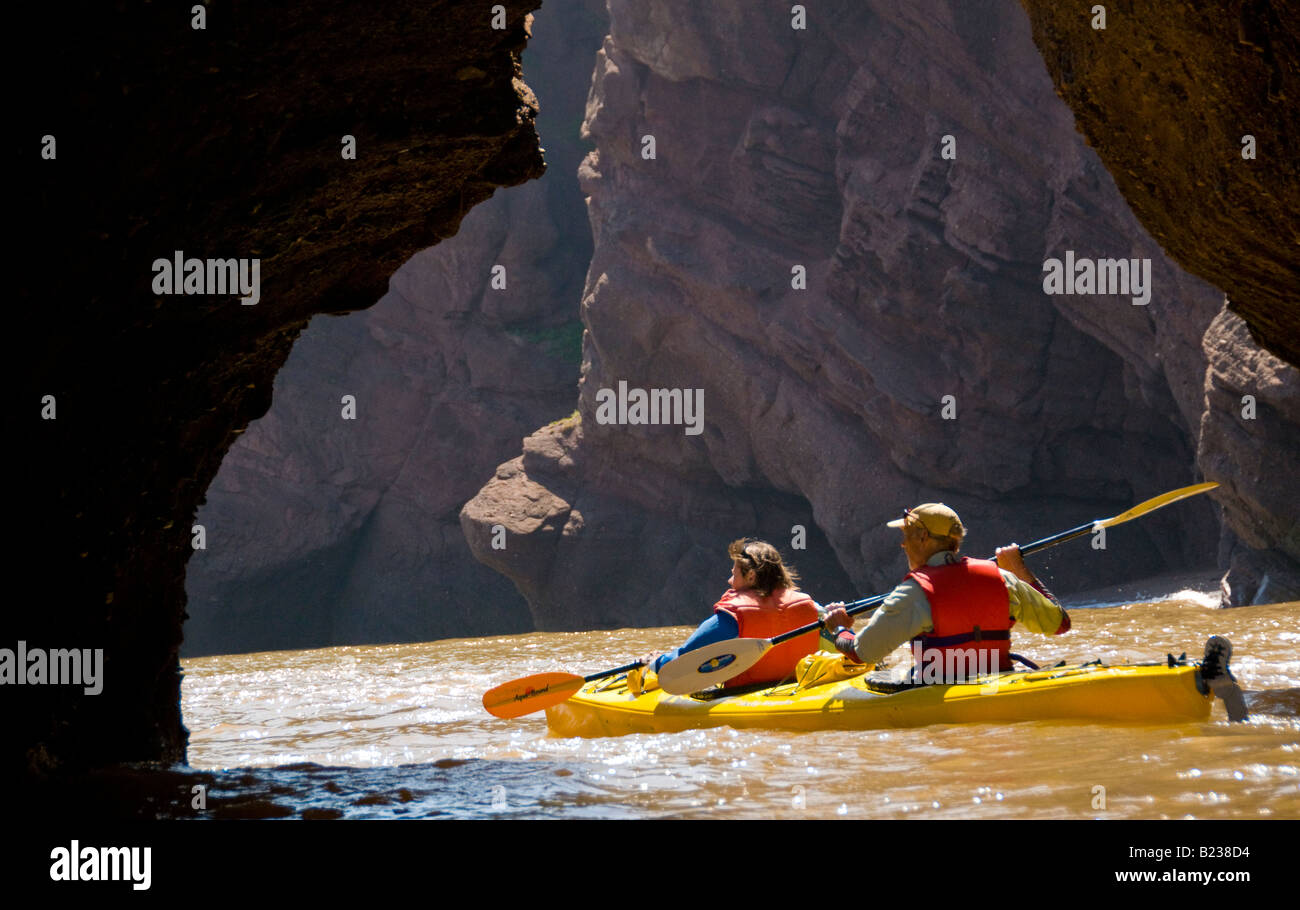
[465,0,1294,628]
[177,0,1296,662]
[17,1,543,774]
[1199,307,1300,605]
[184,0,609,655]
[1017,0,1300,603]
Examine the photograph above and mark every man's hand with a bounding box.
[995,544,1032,582]
[997,543,1062,611]
[822,605,852,632]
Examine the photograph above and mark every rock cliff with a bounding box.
[1017,0,1300,603]
[464,0,1297,627]
[184,0,609,656]
[1199,308,1300,605]
[174,0,1297,658]
[17,1,543,774]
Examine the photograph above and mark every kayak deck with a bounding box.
[545,661,1214,737]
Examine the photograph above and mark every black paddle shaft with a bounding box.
[584,660,645,683]
[766,520,1098,648]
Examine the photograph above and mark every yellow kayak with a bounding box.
[545,657,1215,737]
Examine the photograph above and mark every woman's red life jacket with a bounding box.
[713,588,819,688]
[908,558,1013,680]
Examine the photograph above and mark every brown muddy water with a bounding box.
[180,598,1298,819]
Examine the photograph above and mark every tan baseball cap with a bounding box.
[887,503,965,538]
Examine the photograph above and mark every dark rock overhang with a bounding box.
[14,1,544,777]
[1018,0,1299,367]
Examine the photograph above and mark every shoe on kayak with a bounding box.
[1200,635,1249,722]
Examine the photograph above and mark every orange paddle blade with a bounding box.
[483,672,586,719]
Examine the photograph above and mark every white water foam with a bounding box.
[1066,584,1220,610]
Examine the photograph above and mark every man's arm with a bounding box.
[996,545,1070,634]
[824,580,932,665]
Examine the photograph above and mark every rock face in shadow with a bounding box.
[1018,0,1300,601]
[1199,308,1300,605]
[464,0,1295,629]
[1018,0,1299,367]
[463,416,856,630]
[184,1,609,656]
[17,2,543,774]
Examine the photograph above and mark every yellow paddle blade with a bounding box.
[1099,482,1219,529]
[483,672,585,719]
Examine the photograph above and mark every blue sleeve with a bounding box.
[653,612,740,673]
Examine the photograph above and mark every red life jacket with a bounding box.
[908,557,1013,680]
[714,587,819,688]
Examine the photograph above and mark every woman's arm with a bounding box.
[651,612,740,672]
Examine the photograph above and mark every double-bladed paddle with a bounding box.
[656,481,1220,695]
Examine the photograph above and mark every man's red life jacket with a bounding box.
[714,588,819,688]
[908,557,1013,680]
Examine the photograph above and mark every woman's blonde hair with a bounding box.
[728,538,800,596]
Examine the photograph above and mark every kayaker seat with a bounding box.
[1008,653,1040,671]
